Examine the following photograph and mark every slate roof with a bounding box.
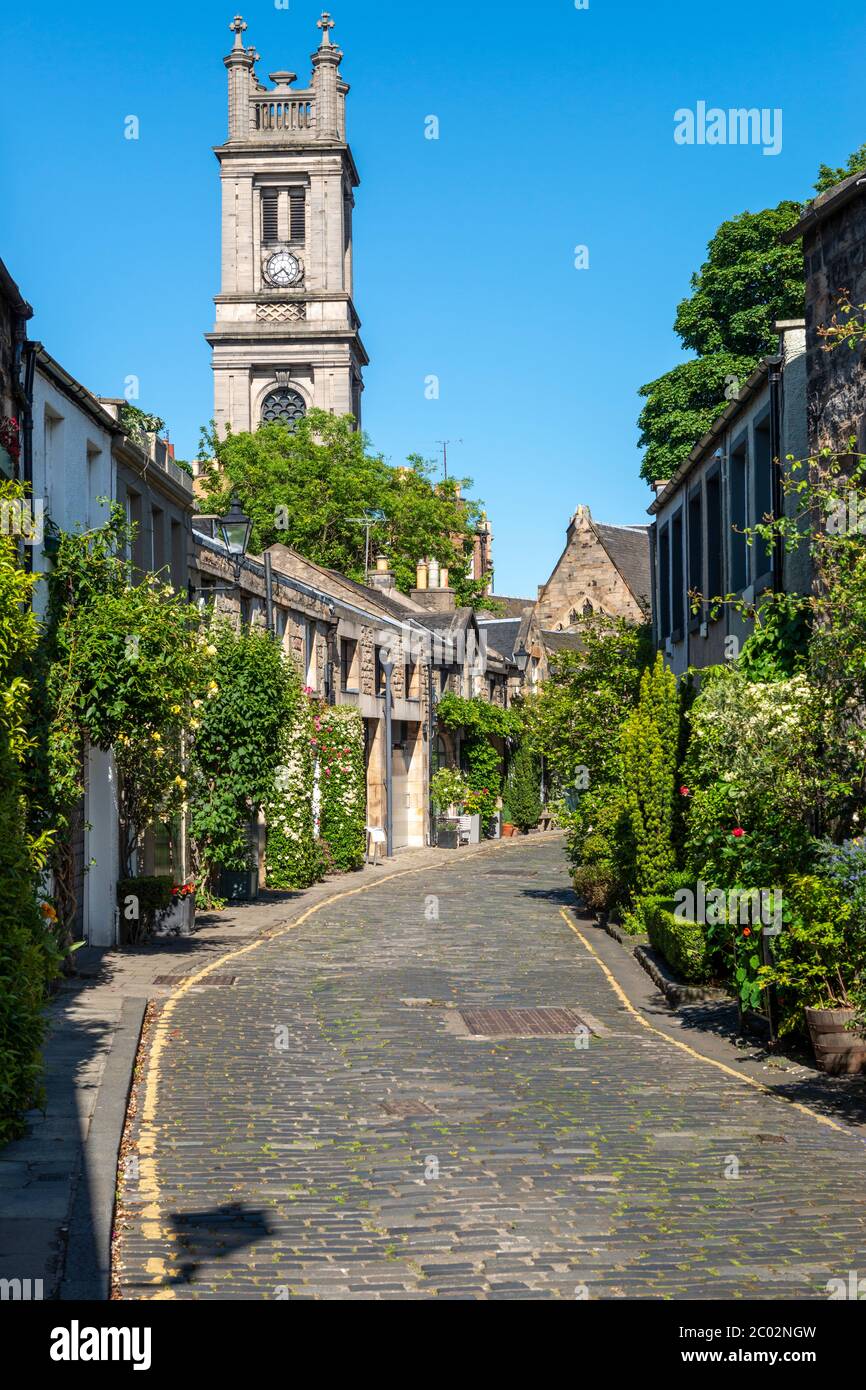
[477,618,522,660]
[478,594,535,618]
[542,630,585,654]
[593,522,652,617]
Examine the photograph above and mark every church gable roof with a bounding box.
[592,521,652,616]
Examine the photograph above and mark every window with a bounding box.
[262,190,279,244]
[671,509,684,639]
[341,637,360,691]
[289,187,306,243]
[688,486,703,627]
[152,506,165,577]
[753,418,774,585]
[706,467,722,610]
[261,388,306,429]
[171,520,184,588]
[729,439,748,592]
[658,523,671,641]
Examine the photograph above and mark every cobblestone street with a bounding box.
[115,837,866,1300]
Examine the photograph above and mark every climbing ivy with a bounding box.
[264,679,324,889]
[436,692,522,825]
[315,704,366,872]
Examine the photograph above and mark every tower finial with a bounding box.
[317,11,335,46]
[229,15,247,50]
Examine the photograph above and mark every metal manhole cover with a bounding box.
[153,974,238,988]
[379,1100,436,1118]
[458,1006,590,1038]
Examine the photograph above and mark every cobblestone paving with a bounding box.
[116,839,866,1300]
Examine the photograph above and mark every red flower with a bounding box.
[680,786,690,797]
[742,926,752,938]
[732,827,745,839]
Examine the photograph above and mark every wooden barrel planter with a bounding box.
[805,1007,866,1075]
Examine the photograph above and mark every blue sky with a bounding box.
[1,0,864,595]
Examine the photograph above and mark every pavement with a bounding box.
[111,835,866,1301]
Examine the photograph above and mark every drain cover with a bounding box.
[379,1100,435,1118]
[153,973,238,988]
[458,1006,590,1038]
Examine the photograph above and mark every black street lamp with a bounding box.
[513,641,530,674]
[218,496,253,577]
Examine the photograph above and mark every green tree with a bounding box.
[637,203,804,484]
[0,482,57,1142]
[506,740,542,833]
[620,652,680,898]
[521,616,652,799]
[813,142,866,195]
[197,411,490,607]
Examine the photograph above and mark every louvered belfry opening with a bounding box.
[262,189,279,244]
[289,187,306,243]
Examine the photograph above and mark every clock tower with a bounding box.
[207,13,367,437]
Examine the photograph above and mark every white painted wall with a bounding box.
[31,366,119,946]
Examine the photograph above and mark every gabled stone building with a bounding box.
[536,505,651,631]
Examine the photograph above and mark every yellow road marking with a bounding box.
[559,907,855,1139]
[124,852,506,1297]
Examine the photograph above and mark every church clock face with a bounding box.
[265,250,301,288]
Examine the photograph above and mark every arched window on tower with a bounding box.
[261,388,307,429]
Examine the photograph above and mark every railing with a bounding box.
[250,96,316,135]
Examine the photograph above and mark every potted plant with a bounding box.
[758,874,866,1072]
[431,767,469,849]
[155,882,197,935]
[116,876,174,946]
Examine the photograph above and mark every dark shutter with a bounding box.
[262,191,278,243]
[290,188,306,242]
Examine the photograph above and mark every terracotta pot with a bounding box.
[501,823,516,838]
[805,1006,866,1075]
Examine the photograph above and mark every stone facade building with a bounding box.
[207,13,367,437]
[0,259,31,481]
[536,505,651,631]
[781,171,866,454]
[648,321,809,676]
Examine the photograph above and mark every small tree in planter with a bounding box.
[506,742,542,833]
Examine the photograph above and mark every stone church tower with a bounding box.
[207,13,367,438]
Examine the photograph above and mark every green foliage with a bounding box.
[264,683,324,890]
[506,739,542,832]
[759,875,858,1034]
[620,653,680,898]
[116,876,173,945]
[522,616,651,804]
[314,704,366,872]
[189,621,292,881]
[436,692,521,825]
[197,411,491,608]
[430,766,470,814]
[737,593,810,681]
[29,506,211,917]
[0,481,57,1142]
[813,142,866,195]
[681,667,823,886]
[119,403,165,442]
[645,901,712,984]
[637,202,804,484]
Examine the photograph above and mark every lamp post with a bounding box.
[381,655,395,858]
[189,497,253,601]
[218,496,253,579]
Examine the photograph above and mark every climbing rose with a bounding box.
[732,827,745,839]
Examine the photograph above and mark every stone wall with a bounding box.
[536,508,646,630]
[803,196,866,452]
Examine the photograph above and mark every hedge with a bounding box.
[315,705,366,872]
[644,899,712,982]
[265,692,324,889]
